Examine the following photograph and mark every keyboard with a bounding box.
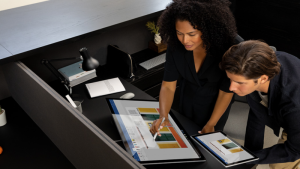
[139,53,166,70]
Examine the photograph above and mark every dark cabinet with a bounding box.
[144,82,162,99]
[131,67,164,92]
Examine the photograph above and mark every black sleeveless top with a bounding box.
[163,45,232,128]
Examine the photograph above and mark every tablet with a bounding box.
[191,131,259,167]
[106,98,205,165]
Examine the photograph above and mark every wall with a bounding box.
[234,0,300,58]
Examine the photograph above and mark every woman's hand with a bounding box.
[199,124,215,134]
[150,117,170,137]
[199,90,233,134]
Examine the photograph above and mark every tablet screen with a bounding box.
[191,132,258,167]
[107,99,204,165]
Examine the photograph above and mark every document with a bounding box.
[85,77,125,98]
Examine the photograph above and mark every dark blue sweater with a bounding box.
[246,51,300,164]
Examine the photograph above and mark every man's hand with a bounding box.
[199,124,215,134]
[150,117,170,137]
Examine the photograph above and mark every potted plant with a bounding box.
[0,105,7,126]
[146,21,161,44]
[146,21,167,53]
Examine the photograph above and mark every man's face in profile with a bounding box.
[226,71,260,96]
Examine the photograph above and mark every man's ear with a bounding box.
[260,75,269,84]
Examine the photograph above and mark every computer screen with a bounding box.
[106,99,205,165]
[191,132,258,167]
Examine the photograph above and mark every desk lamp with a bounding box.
[41,47,99,102]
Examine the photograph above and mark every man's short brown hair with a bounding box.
[220,40,281,80]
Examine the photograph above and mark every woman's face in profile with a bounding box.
[175,20,204,51]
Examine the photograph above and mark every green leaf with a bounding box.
[146,21,159,34]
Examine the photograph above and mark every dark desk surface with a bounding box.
[0,97,75,169]
[0,0,171,65]
[50,65,254,169]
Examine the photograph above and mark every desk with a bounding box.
[50,65,254,169]
[1,61,254,168]
[0,97,75,168]
[0,46,13,64]
[0,0,172,65]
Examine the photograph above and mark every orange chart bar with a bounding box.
[169,127,187,148]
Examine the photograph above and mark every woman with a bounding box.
[150,0,237,135]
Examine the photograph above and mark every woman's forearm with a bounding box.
[159,81,177,120]
[206,90,234,126]
[150,81,177,134]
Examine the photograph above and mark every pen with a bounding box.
[66,95,77,108]
[153,117,165,140]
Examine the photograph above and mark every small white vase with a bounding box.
[0,109,7,126]
[154,33,162,44]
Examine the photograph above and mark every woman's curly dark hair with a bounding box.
[158,0,237,57]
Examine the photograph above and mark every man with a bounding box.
[220,40,300,168]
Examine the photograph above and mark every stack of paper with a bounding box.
[85,77,125,98]
[58,61,97,87]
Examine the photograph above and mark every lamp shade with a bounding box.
[79,47,99,71]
